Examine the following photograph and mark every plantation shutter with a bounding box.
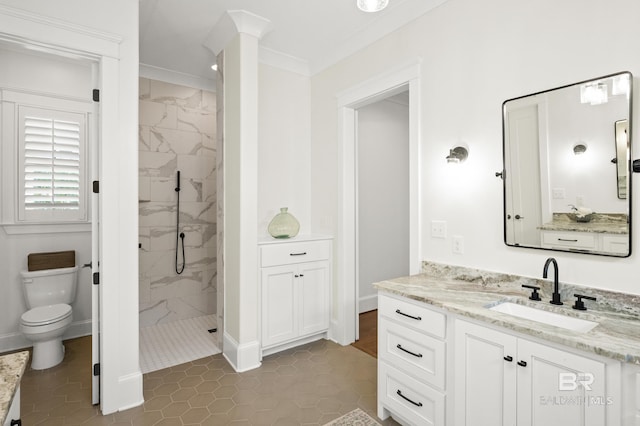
[24,116,81,210]
[18,106,87,222]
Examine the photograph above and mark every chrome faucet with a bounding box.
[543,257,562,305]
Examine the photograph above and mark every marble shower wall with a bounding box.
[138,77,217,327]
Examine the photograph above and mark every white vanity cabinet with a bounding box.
[377,293,447,426]
[454,319,619,426]
[540,230,628,254]
[259,236,332,356]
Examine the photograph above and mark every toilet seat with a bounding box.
[21,304,72,326]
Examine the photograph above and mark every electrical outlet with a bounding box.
[453,235,464,254]
[431,220,447,239]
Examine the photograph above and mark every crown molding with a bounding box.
[259,47,310,77]
[203,9,273,56]
[139,63,216,91]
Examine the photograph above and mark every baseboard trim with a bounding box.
[359,295,378,313]
[222,332,261,373]
[0,319,92,353]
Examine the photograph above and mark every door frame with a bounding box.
[0,4,124,413]
[334,59,422,345]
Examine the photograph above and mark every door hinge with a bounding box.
[93,272,99,285]
[92,181,99,194]
[93,363,100,376]
[92,89,100,102]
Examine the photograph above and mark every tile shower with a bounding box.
[138,78,217,329]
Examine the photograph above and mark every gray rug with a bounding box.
[324,408,382,426]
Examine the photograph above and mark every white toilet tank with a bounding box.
[21,266,79,309]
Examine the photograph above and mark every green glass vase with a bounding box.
[268,207,300,239]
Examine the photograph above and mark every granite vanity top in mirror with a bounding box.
[374,262,640,365]
[538,212,628,234]
[0,351,29,424]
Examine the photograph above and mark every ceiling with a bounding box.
[139,0,448,83]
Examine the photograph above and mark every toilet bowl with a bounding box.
[20,304,73,369]
[20,266,78,370]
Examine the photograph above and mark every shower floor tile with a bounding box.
[139,314,220,373]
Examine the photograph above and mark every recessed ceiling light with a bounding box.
[357,0,389,12]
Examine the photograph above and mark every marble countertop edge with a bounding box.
[374,277,640,366]
[0,351,29,425]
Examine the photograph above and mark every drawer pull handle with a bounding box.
[503,355,513,362]
[290,252,307,256]
[557,238,578,242]
[395,309,422,321]
[397,389,423,407]
[517,360,527,367]
[397,344,422,358]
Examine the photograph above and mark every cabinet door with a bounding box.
[262,265,298,347]
[298,260,330,336]
[454,320,517,426]
[517,338,606,426]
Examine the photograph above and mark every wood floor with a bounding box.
[351,310,378,358]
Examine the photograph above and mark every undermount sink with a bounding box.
[488,301,599,333]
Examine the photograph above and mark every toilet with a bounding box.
[20,266,79,370]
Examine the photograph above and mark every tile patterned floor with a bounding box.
[18,336,399,425]
[140,315,220,373]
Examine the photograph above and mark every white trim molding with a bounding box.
[139,63,216,92]
[223,331,261,373]
[335,58,422,345]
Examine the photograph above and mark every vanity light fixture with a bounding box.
[357,0,389,12]
[573,143,587,155]
[446,146,468,163]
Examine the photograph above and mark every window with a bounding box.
[19,107,86,222]
[1,90,92,228]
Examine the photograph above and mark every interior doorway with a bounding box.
[355,90,410,341]
[335,61,421,346]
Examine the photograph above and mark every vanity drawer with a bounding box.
[379,317,446,390]
[260,240,331,267]
[379,293,446,339]
[378,361,445,426]
[541,231,596,250]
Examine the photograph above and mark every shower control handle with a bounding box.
[175,171,181,192]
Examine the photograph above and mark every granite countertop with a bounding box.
[374,263,640,365]
[0,351,29,425]
[538,212,629,235]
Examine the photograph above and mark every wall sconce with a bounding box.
[446,146,468,163]
[573,143,587,155]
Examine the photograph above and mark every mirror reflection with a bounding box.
[502,71,632,257]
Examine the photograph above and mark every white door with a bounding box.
[505,104,543,247]
[261,265,298,347]
[454,320,517,426]
[299,260,330,336]
[90,89,100,405]
[517,339,606,426]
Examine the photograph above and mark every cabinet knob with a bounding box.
[515,214,524,220]
[517,360,527,367]
[503,355,513,362]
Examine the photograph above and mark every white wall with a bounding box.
[258,64,311,238]
[310,0,640,296]
[0,0,142,413]
[357,96,410,312]
[0,47,93,351]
